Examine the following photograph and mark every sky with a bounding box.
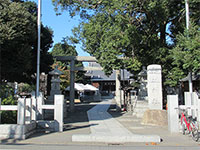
[30,0,90,56]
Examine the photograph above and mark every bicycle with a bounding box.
[177,107,199,142]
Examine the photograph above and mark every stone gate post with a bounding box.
[17,97,26,125]
[54,95,64,132]
[167,95,179,133]
[115,70,121,111]
[147,65,163,110]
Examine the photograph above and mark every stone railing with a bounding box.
[0,93,64,139]
[33,93,64,132]
[0,96,36,139]
[167,92,200,133]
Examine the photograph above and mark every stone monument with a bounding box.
[147,64,163,110]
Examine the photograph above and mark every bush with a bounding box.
[17,83,35,94]
[0,83,17,124]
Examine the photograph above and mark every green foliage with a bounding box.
[51,39,78,57]
[0,111,17,124]
[130,80,140,89]
[51,61,70,91]
[1,95,17,105]
[51,0,200,97]
[52,0,199,77]
[166,23,200,87]
[0,83,14,99]
[51,40,86,90]
[165,67,185,87]
[0,0,53,83]
[18,83,35,94]
[0,83,17,124]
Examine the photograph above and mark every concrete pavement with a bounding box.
[72,99,160,143]
[0,98,200,148]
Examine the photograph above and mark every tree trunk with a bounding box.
[160,23,167,46]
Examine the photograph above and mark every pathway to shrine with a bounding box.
[72,99,160,143]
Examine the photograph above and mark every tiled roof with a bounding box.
[85,62,133,81]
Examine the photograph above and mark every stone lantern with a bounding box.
[138,66,148,100]
[48,66,63,103]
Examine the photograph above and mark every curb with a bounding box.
[72,134,161,143]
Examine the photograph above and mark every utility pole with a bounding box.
[185,0,193,93]
[36,0,42,99]
[185,0,190,30]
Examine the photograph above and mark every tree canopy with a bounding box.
[52,0,200,77]
[166,23,200,87]
[51,40,86,90]
[0,0,54,83]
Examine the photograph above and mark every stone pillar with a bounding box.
[196,94,200,123]
[70,59,75,112]
[185,92,198,117]
[184,92,192,116]
[167,95,179,133]
[31,92,37,121]
[25,98,32,123]
[147,65,163,110]
[17,97,26,125]
[193,92,199,119]
[37,92,44,120]
[54,95,64,132]
[115,70,121,111]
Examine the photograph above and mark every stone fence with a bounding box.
[0,93,64,139]
[0,96,36,139]
[167,92,200,133]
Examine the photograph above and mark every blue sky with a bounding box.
[30,0,89,56]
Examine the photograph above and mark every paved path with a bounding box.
[72,99,160,143]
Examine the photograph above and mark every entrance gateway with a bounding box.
[55,56,122,112]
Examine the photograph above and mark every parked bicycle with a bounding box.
[176,107,199,142]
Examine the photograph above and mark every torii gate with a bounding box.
[55,56,121,112]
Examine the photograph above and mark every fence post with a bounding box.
[54,95,64,132]
[31,92,37,121]
[167,95,179,133]
[37,92,44,120]
[185,92,192,115]
[0,98,1,124]
[25,98,32,123]
[192,92,198,119]
[193,93,200,123]
[17,97,26,125]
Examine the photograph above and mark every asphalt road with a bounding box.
[0,144,200,150]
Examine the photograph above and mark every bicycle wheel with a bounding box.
[192,128,199,142]
[182,123,186,135]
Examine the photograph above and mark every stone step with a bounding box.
[132,100,149,118]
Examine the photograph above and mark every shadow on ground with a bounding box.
[0,99,125,144]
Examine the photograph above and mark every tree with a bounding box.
[52,0,200,77]
[51,40,78,57]
[166,23,200,88]
[0,0,53,83]
[51,39,86,90]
